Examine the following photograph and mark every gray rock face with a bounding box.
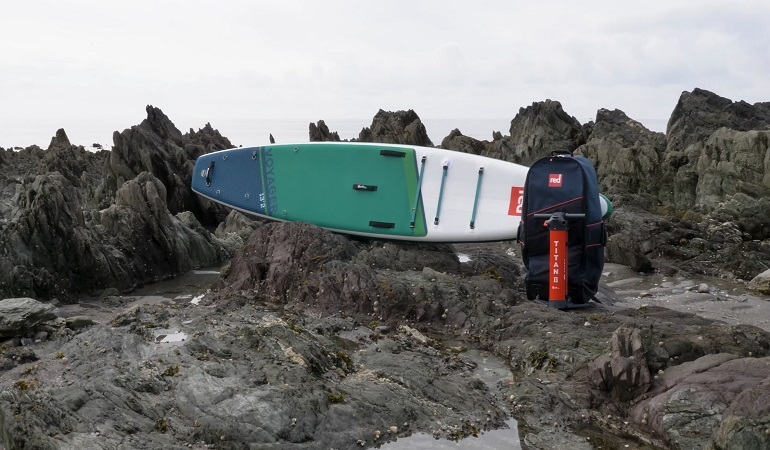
[0,109,242,301]
[0,298,56,337]
[440,128,487,156]
[105,106,232,226]
[309,120,341,142]
[358,109,433,147]
[748,269,770,295]
[1,220,769,450]
[629,354,770,449]
[576,108,666,198]
[666,88,770,153]
[659,128,770,216]
[658,89,770,217]
[508,100,586,165]
[588,326,651,401]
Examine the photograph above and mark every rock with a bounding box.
[309,120,341,142]
[105,106,231,226]
[629,354,770,449]
[65,316,98,330]
[587,326,651,401]
[748,269,770,295]
[658,89,770,214]
[605,232,654,273]
[358,109,433,147]
[47,128,71,150]
[0,109,235,301]
[0,298,57,337]
[440,129,486,155]
[697,283,710,294]
[666,88,770,153]
[575,108,666,199]
[711,373,770,449]
[507,100,585,165]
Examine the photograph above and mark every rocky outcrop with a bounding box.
[99,171,227,286]
[2,90,770,449]
[576,108,666,198]
[0,109,243,301]
[1,218,769,449]
[508,100,587,165]
[440,128,487,155]
[358,109,433,146]
[105,106,231,226]
[666,88,770,152]
[309,120,341,142]
[0,298,56,337]
[629,354,770,449]
[658,128,770,217]
[657,89,770,216]
[748,269,770,295]
[588,326,651,401]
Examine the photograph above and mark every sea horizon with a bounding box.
[2,117,668,151]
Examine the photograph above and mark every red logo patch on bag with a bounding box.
[548,174,562,187]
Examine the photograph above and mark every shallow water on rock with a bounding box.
[380,349,522,450]
[154,330,188,343]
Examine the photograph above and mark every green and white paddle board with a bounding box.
[191,142,608,242]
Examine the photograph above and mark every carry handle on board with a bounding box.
[205,161,215,186]
[532,212,590,310]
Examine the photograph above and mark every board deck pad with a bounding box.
[194,144,427,238]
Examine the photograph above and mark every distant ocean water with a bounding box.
[2,117,668,150]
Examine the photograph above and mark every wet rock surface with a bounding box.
[2,223,769,450]
[2,89,770,449]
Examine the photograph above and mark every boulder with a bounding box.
[711,374,770,449]
[748,269,770,295]
[0,297,56,337]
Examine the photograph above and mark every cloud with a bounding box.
[1,0,769,147]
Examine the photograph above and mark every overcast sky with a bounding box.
[2,0,769,147]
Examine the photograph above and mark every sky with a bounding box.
[2,0,769,148]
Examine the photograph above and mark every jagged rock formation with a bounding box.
[658,89,770,212]
[104,106,232,226]
[358,109,433,146]
[0,110,242,301]
[508,100,587,165]
[665,87,770,152]
[440,128,487,155]
[575,108,666,199]
[309,120,341,142]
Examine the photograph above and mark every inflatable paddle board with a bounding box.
[191,142,608,242]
